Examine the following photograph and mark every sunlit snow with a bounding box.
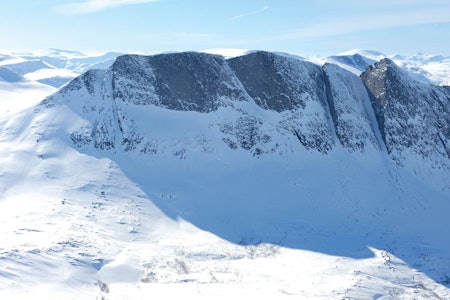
[0,49,449,299]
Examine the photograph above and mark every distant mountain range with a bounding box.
[0,49,121,88]
[1,48,449,89]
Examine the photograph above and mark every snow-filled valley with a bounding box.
[0,49,449,299]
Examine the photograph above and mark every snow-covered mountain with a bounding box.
[0,49,122,119]
[0,49,121,88]
[318,49,450,86]
[52,51,450,171]
[1,50,449,299]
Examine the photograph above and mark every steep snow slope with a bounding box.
[1,51,449,299]
[322,63,382,151]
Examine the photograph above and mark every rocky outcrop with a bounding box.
[112,52,249,112]
[361,58,450,165]
[228,51,326,112]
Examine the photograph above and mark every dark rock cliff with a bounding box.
[361,58,450,165]
[112,52,249,112]
[228,51,326,112]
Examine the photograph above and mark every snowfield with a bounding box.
[0,49,449,299]
[0,81,56,116]
[1,132,449,299]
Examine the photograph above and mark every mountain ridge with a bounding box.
[42,50,450,169]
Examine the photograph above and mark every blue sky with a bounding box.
[1,0,450,56]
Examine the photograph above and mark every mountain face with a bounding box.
[228,51,335,152]
[112,52,248,112]
[361,58,450,167]
[322,63,382,151]
[2,50,450,298]
[45,51,450,168]
[228,51,325,112]
[50,51,386,156]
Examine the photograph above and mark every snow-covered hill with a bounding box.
[0,50,449,299]
[0,66,25,83]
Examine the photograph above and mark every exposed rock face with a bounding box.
[229,51,335,152]
[361,58,450,165]
[112,52,249,112]
[45,68,119,151]
[228,51,326,112]
[42,51,450,168]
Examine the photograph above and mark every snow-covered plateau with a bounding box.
[0,49,449,299]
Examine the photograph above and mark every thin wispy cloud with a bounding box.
[275,7,450,40]
[228,5,269,21]
[55,0,159,15]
